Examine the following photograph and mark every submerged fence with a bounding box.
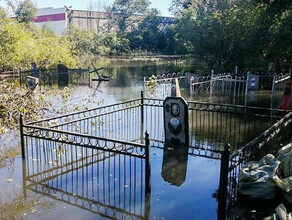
[226,111,292,216]
[23,142,150,219]
[20,92,288,159]
[20,92,291,219]
[143,73,186,99]
[19,69,91,89]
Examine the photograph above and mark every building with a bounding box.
[32,7,174,35]
[32,7,67,35]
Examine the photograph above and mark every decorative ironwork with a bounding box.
[19,94,292,219]
[23,140,150,219]
[226,111,292,213]
[143,73,186,98]
[21,97,287,158]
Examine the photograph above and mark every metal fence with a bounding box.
[21,94,287,158]
[21,98,149,158]
[23,141,150,219]
[226,111,292,217]
[19,69,91,89]
[20,92,291,219]
[271,73,291,108]
[143,73,186,99]
[142,97,283,152]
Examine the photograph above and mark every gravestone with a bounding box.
[26,76,39,90]
[247,73,259,90]
[163,97,189,146]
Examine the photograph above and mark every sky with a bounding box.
[0,0,173,17]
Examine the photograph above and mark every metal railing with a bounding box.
[225,111,292,215]
[143,73,186,98]
[19,91,292,219]
[23,141,150,219]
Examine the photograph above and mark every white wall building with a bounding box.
[32,7,67,35]
[32,7,174,36]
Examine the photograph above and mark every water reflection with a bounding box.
[11,58,287,219]
[22,137,222,219]
[23,142,150,219]
[161,146,189,186]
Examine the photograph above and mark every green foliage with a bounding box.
[172,0,292,71]
[65,26,129,56]
[112,0,150,32]
[65,26,94,56]
[125,8,176,54]
[15,0,37,23]
[0,11,79,71]
[0,80,46,131]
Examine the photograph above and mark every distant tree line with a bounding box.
[1,0,292,72]
[171,0,292,72]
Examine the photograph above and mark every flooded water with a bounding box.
[0,58,285,219]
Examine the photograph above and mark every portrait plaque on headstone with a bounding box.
[163,97,189,146]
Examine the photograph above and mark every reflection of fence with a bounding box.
[24,141,150,219]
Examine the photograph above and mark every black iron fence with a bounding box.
[226,111,292,216]
[19,69,91,89]
[142,97,284,152]
[21,94,287,159]
[20,92,291,219]
[23,141,150,219]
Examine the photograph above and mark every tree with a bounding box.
[0,13,78,71]
[127,8,161,51]
[15,0,37,23]
[112,0,150,32]
[0,0,17,11]
[65,26,95,56]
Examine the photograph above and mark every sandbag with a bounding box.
[277,143,292,178]
[273,144,292,204]
[264,204,292,220]
[239,154,280,199]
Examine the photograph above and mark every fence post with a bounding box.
[218,143,230,220]
[145,131,151,195]
[271,73,276,109]
[244,72,250,111]
[141,90,144,125]
[19,114,25,158]
[88,67,91,87]
[210,69,214,95]
[233,66,238,97]
[22,158,27,198]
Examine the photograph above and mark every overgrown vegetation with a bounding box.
[1,0,292,72]
[0,7,79,71]
[171,0,292,72]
